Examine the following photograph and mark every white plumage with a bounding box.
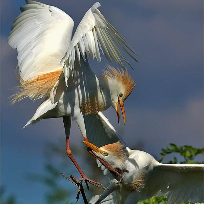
[86,141,204,204]
[8,0,73,81]
[8,0,136,125]
[8,0,137,85]
[61,1,137,85]
[8,0,136,185]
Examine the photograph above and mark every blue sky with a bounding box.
[1,0,203,203]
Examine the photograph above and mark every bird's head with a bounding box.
[84,141,129,171]
[101,66,135,125]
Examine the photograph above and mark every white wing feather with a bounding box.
[89,193,119,204]
[152,164,204,204]
[91,152,204,204]
[84,112,125,147]
[24,98,57,127]
[8,0,74,81]
[62,2,138,85]
[125,163,204,204]
[89,179,121,204]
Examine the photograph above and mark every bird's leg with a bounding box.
[66,138,86,177]
[63,116,85,175]
[64,116,88,188]
[66,138,105,189]
[83,137,122,179]
[63,117,104,189]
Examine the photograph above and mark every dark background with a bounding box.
[1,0,203,203]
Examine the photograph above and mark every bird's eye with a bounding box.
[102,151,109,157]
[119,93,123,97]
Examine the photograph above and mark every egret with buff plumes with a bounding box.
[8,0,137,186]
[86,141,204,204]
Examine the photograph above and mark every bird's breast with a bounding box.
[80,94,109,115]
[122,173,145,192]
[55,82,111,116]
[122,162,146,192]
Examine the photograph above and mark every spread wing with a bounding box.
[89,179,121,204]
[8,0,74,81]
[89,193,119,204]
[91,162,204,204]
[146,164,204,204]
[84,112,126,147]
[62,2,138,85]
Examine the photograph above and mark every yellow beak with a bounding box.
[116,97,126,125]
[83,141,108,156]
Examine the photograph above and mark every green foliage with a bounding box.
[46,187,70,204]
[0,186,19,204]
[159,143,204,164]
[139,196,202,204]
[139,196,167,204]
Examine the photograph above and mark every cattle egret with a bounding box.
[86,141,204,204]
[8,0,137,186]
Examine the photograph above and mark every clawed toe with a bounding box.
[74,176,106,190]
[61,173,88,203]
[61,173,106,190]
[86,178,106,190]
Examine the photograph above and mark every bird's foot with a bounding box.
[61,173,88,204]
[74,176,106,190]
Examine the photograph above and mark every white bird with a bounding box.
[8,0,137,185]
[85,141,204,204]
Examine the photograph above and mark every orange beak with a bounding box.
[83,141,108,156]
[116,97,126,125]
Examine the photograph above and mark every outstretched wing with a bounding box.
[8,0,74,81]
[89,193,118,204]
[147,164,204,204]
[84,112,126,147]
[62,2,138,85]
[89,179,121,204]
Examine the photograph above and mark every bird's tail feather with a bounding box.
[24,99,57,128]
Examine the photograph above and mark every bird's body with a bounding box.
[8,0,137,185]
[87,142,204,204]
[8,0,137,128]
[25,60,105,123]
[25,61,134,138]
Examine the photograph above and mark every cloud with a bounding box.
[135,0,202,14]
[120,96,203,157]
[1,1,203,204]
[2,0,202,142]
[104,2,202,71]
[1,37,19,108]
[2,0,202,147]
